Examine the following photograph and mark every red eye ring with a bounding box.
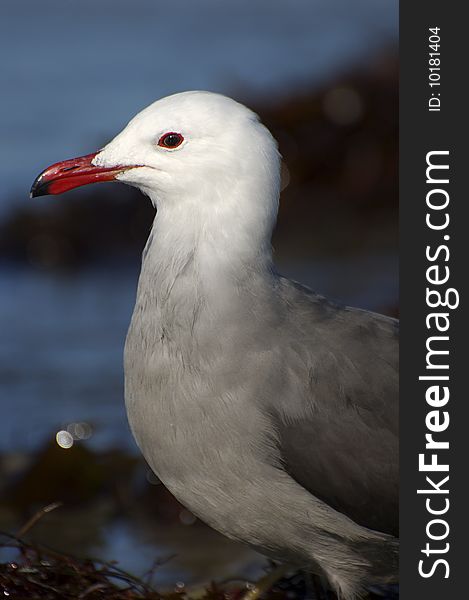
[158,132,184,149]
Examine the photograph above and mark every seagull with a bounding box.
[31,91,399,599]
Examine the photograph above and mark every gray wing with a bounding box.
[271,278,399,536]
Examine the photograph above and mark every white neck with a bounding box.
[133,176,279,344]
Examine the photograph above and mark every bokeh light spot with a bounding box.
[56,430,74,449]
[322,86,363,125]
[179,509,197,526]
[67,421,93,440]
[146,470,161,485]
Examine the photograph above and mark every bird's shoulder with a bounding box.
[276,275,398,344]
[273,276,399,401]
[245,274,399,438]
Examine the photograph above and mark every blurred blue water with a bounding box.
[0,266,135,453]
[1,0,397,213]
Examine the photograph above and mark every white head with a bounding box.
[31,91,281,261]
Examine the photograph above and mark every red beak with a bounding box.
[30,152,136,198]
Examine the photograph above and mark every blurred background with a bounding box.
[0,0,398,591]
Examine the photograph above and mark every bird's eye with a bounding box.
[158,132,184,149]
